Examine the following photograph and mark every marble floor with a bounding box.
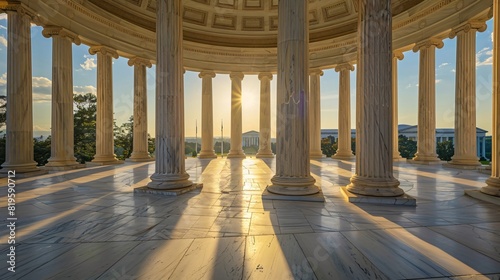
[0,158,499,280]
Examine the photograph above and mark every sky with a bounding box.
[0,15,495,138]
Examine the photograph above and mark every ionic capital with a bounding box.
[412,38,444,52]
[335,63,354,72]
[449,20,488,39]
[42,26,81,45]
[230,72,244,81]
[0,3,35,20]
[393,50,404,61]
[128,57,152,68]
[258,72,273,81]
[310,69,324,76]
[89,46,119,59]
[199,71,216,79]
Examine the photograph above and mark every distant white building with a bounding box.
[242,130,259,147]
[321,124,488,159]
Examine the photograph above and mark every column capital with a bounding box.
[42,26,81,45]
[89,46,119,59]
[449,20,488,39]
[0,3,36,20]
[258,72,273,81]
[199,71,216,79]
[230,72,244,81]
[309,69,324,76]
[335,63,354,72]
[412,38,444,52]
[128,57,152,68]
[393,50,404,60]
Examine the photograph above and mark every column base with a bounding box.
[310,150,324,159]
[332,153,355,160]
[0,162,45,175]
[0,164,47,178]
[227,150,246,158]
[346,175,404,197]
[45,158,79,168]
[411,154,442,164]
[198,150,217,159]
[90,155,123,166]
[135,183,203,196]
[126,157,154,162]
[393,154,406,161]
[147,173,193,190]
[267,176,320,196]
[128,152,153,162]
[341,186,416,205]
[480,177,500,197]
[44,164,85,171]
[256,150,274,158]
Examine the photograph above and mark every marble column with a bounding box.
[256,72,274,158]
[0,10,42,175]
[412,38,443,163]
[227,72,246,158]
[392,51,404,160]
[198,71,217,159]
[148,0,192,189]
[333,63,355,160]
[482,0,500,197]
[268,0,320,196]
[309,69,324,159]
[449,22,486,167]
[346,0,404,197]
[43,27,80,169]
[89,46,121,165]
[128,57,152,162]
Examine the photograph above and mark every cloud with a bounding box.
[0,14,6,21]
[436,79,442,84]
[73,85,97,95]
[33,124,50,131]
[451,69,456,73]
[32,76,52,97]
[0,24,6,30]
[438,63,449,68]
[0,73,6,86]
[0,35,6,47]
[476,47,493,67]
[80,56,97,71]
[491,31,494,43]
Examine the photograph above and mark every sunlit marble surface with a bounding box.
[0,158,499,279]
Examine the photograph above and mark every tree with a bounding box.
[74,93,97,163]
[398,135,417,159]
[34,136,51,166]
[0,95,6,133]
[436,140,454,161]
[114,116,134,160]
[321,138,336,157]
[214,141,230,154]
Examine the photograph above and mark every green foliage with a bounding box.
[398,135,417,159]
[321,138,337,157]
[214,141,230,154]
[243,146,258,155]
[436,140,454,161]
[34,137,51,166]
[148,135,155,156]
[191,150,197,157]
[0,95,6,133]
[114,116,134,160]
[74,93,97,163]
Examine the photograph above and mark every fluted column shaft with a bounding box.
[0,10,39,174]
[309,69,324,159]
[256,73,274,158]
[129,58,152,161]
[392,51,404,160]
[89,46,119,164]
[198,71,217,159]
[333,63,354,160]
[148,0,192,189]
[449,22,486,167]
[346,0,403,197]
[482,1,500,196]
[227,72,246,158]
[412,39,443,162]
[43,27,80,168]
[268,0,320,196]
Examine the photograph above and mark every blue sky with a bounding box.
[0,15,494,138]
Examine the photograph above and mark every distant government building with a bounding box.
[321,125,489,159]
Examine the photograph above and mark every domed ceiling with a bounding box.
[84,0,421,48]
